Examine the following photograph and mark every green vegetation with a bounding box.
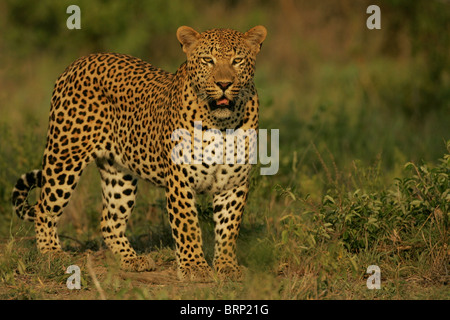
[0,0,448,299]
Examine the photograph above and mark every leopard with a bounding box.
[11,25,267,281]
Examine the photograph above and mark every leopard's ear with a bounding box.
[177,26,201,54]
[244,26,267,54]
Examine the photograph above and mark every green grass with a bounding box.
[0,0,449,300]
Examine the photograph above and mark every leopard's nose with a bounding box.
[216,81,232,91]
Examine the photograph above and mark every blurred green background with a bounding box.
[0,0,448,299]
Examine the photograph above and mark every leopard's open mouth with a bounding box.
[208,96,235,112]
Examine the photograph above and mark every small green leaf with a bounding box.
[323,195,335,205]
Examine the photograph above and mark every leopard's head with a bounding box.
[177,26,267,119]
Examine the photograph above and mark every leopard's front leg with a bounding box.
[165,181,212,282]
[213,184,248,281]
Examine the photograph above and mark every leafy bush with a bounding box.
[277,142,449,275]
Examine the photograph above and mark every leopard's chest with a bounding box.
[185,163,251,194]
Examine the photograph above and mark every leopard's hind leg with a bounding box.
[33,150,89,253]
[96,158,155,272]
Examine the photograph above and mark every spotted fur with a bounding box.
[11,26,267,281]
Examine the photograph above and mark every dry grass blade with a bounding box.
[86,254,107,300]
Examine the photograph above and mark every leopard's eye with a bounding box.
[232,57,244,65]
[201,57,214,65]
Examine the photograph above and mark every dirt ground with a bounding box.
[0,247,222,300]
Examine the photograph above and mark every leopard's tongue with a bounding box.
[216,97,230,106]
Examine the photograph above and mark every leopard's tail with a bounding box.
[11,170,42,222]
